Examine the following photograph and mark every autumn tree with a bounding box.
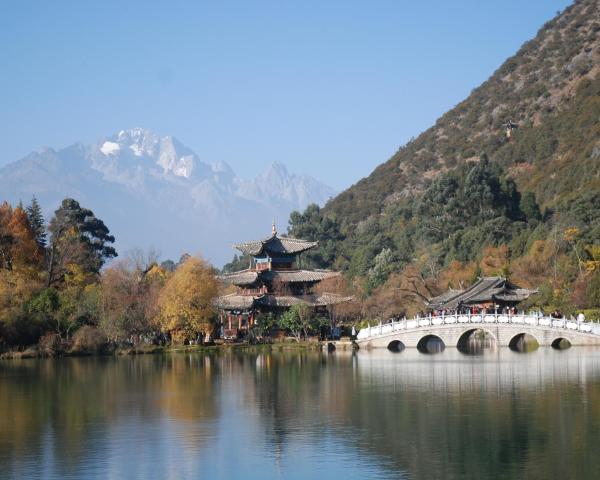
[99,252,166,342]
[0,202,45,344]
[479,245,510,277]
[438,260,477,290]
[314,275,360,334]
[157,257,218,344]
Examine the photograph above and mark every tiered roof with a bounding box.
[217,226,351,312]
[427,277,537,310]
[218,269,339,287]
[216,292,352,310]
[234,232,317,256]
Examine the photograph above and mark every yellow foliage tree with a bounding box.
[438,260,477,290]
[479,245,510,277]
[584,245,600,272]
[510,239,555,289]
[157,257,218,344]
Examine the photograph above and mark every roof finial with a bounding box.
[272,219,277,235]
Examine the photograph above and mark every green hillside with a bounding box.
[287,0,600,317]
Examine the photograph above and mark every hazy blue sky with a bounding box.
[0,0,570,190]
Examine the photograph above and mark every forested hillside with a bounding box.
[287,0,600,318]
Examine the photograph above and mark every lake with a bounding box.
[2,347,600,479]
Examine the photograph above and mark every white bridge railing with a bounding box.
[356,313,600,340]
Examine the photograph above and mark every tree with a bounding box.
[479,245,510,277]
[0,202,42,271]
[46,198,117,286]
[26,288,60,333]
[0,202,45,345]
[315,275,360,335]
[26,196,47,248]
[157,257,218,344]
[520,191,542,222]
[100,252,166,342]
[564,227,583,274]
[254,312,276,340]
[278,305,304,342]
[288,204,344,268]
[367,247,395,290]
[296,302,314,340]
[586,270,600,309]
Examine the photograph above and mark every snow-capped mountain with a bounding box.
[0,128,335,265]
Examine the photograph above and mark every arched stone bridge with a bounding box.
[356,314,600,349]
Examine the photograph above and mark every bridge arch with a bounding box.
[509,332,540,352]
[551,337,572,350]
[417,334,446,354]
[387,339,405,352]
[456,328,498,353]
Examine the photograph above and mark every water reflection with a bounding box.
[508,333,539,352]
[457,328,497,355]
[416,335,446,354]
[1,348,600,479]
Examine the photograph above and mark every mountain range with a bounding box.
[0,128,335,265]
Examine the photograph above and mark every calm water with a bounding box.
[2,348,600,479]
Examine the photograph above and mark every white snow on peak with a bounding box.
[129,144,145,157]
[100,141,120,156]
[156,137,195,178]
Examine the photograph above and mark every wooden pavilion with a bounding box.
[215,224,351,339]
[427,277,537,312]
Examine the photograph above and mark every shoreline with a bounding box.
[0,339,357,360]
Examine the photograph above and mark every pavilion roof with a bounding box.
[214,293,256,310]
[427,277,537,310]
[234,233,317,256]
[261,269,339,283]
[214,292,352,310]
[218,269,339,287]
[217,269,259,286]
[255,292,352,308]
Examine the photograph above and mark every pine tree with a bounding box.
[26,196,46,248]
[46,198,117,286]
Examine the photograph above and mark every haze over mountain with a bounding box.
[0,128,335,265]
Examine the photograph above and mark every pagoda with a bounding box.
[216,223,351,339]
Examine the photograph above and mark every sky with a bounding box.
[0,0,572,191]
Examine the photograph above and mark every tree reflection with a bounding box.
[2,349,600,479]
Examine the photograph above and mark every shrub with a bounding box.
[71,326,107,354]
[38,333,63,356]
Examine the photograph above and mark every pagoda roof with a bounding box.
[218,269,259,286]
[256,293,353,308]
[214,292,352,310]
[234,232,317,256]
[218,269,339,286]
[427,277,537,310]
[214,293,256,310]
[261,269,339,283]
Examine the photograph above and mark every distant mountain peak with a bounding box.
[0,128,335,264]
[93,128,203,179]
